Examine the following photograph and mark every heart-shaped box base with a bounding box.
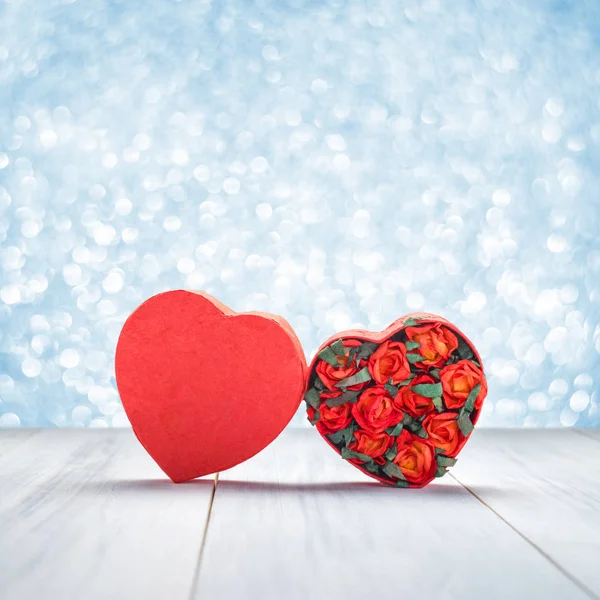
[115,290,306,482]
[304,313,487,488]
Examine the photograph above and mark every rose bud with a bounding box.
[423,412,465,457]
[308,402,353,435]
[393,429,437,486]
[405,323,458,370]
[316,340,363,391]
[352,386,403,433]
[440,360,487,410]
[368,340,411,385]
[349,430,394,464]
[394,373,436,418]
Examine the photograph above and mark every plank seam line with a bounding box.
[571,429,600,444]
[448,473,599,600]
[188,472,220,600]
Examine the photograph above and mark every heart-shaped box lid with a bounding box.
[115,290,307,482]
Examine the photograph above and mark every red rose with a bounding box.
[315,340,363,391]
[423,412,465,457]
[393,429,437,486]
[394,373,436,418]
[307,402,353,435]
[405,323,458,369]
[352,386,403,433]
[368,340,411,385]
[349,430,394,464]
[440,360,487,410]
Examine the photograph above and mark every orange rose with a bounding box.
[423,412,465,457]
[405,323,458,369]
[316,340,363,391]
[393,429,437,487]
[349,430,394,464]
[368,340,411,384]
[307,402,352,435]
[394,373,436,418]
[352,386,403,433]
[440,360,487,410]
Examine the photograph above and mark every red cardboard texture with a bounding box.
[304,313,487,488]
[115,290,307,482]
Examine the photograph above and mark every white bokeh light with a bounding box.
[0,0,598,429]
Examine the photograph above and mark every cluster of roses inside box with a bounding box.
[304,318,488,487]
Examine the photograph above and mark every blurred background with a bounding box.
[0,0,598,429]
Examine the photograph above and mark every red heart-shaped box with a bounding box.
[304,313,487,488]
[115,290,306,482]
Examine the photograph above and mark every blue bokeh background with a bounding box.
[0,0,599,428]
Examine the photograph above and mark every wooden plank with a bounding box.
[0,428,40,459]
[574,428,600,442]
[0,429,215,600]
[195,429,587,600]
[451,429,600,599]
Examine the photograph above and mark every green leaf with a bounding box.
[318,346,340,366]
[402,413,416,428]
[402,413,427,437]
[325,389,361,408]
[405,341,420,351]
[463,382,481,414]
[313,376,325,391]
[435,465,448,478]
[410,382,443,398]
[382,461,406,480]
[364,461,380,474]
[457,338,474,361]
[397,375,415,387]
[432,396,444,412]
[429,368,441,380]
[327,430,345,445]
[347,346,359,366]
[385,422,403,436]
[343,425,357,446]
[341,447,354,459]
[328,424,355,446]
[413,426,428,439]
[457,412,475,436]
[437,455,457,467]
[330,339,346,357]
[406,353,426,364]
[335,366,372,389]
[403,317,418,327]
[384,445,399,461]
[304,388,320,409]
[308,409,320,426]
[384,383,399,398]
[395,479,411,488]
[341,447,372,463]
[355,341,379,361]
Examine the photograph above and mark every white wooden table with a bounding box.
[0,428,599,600]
